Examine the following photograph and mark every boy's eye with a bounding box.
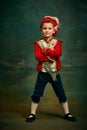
[48,28,52,30]
[43,27,47,29]
[43,27,52,30]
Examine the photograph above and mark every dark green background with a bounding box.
[0,0,87,106]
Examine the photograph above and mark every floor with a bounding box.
[0,69,87,130]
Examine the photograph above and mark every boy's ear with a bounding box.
[53,29,55,34]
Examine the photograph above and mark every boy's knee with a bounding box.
[59,95,67,103]
[31,95,40,103]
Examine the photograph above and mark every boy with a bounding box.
[26,16,76,122]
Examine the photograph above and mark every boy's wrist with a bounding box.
[42,48,47,55]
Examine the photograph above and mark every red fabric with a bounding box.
[40,16,57,28]
[34,39,62,71]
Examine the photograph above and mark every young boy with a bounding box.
[26,16,76,122]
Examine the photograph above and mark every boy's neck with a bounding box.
[43,37,53,43]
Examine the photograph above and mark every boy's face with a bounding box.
[40,22,55,38]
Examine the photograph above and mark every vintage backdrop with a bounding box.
[0,0,87,130]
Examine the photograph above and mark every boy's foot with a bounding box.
[25,114,36,122]
[64,113,77,121]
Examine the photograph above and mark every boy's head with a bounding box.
[40,16,60,36]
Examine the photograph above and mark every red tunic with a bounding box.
[34,39,62,72]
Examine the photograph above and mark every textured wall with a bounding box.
[0,0,87,68]
[0,0,87,105]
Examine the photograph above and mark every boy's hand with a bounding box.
[47,56,54,63]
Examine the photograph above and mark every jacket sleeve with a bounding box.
[45,40,62,59]
[34,41,48,62]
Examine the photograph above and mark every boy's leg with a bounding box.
[50,73,76,121]
[31,101,38,115]
[61,101,69,114]
[50,73,67,104]
[26,72,48,122]
[25,101,38,122]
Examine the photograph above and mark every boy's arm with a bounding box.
[44,40,62,58]
[34,42,48,62]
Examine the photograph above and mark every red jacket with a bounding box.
[34,39,62,72]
